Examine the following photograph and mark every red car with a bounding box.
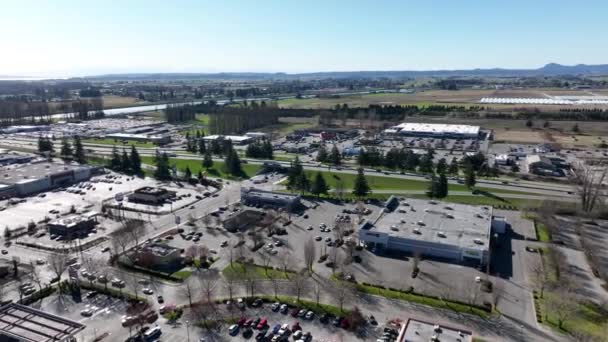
[291,321,301,331]
[237,317,247,326]
[256,318,268,330]
[340,318,350,329]
[244,318,254,327]
[290,308,300,317]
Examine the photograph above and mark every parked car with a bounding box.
[279,304,288,314]
[229,324,239,335]
[271,302,280,311]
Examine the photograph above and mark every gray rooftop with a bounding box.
[0,162,92,185]
[0,302,85,342]
[363,197,492,250]
[242,188,300,201]
[400,318,472,342]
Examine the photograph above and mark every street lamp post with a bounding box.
[185,320,190,342]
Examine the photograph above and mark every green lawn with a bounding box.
[140,156,260,180]
[221,262,292,280]
[355,283,491,318]
[535,221,551,242]
[82,138,156,148]
[540,291,608,338]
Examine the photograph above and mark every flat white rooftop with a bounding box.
[203,135,252,142]
[388,123,480,136]
[363,197,492,250]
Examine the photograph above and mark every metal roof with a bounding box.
[0,302,85,342]
[388,123,480,136]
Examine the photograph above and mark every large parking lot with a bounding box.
[0,173,154,232]
[195,299,389,342]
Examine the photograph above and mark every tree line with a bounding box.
[0,97,104,127]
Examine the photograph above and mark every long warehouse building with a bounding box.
[0,162,96,198]
[358,196,506,266]
[383,123,480,139]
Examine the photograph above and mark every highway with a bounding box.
[0,137,578,201]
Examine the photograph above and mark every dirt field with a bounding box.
[493,130,546,144]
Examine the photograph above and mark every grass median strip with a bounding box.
[222,262,293,280]
[140,156,261,180]
[355,282,492,319]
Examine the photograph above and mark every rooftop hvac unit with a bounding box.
[474,238,484,245]
[437,232,446,238]
[413,228,421,234]
[417,221,425,226]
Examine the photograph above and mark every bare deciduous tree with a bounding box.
[303,237,316,273]
[548,291,577,329]
[270,277,280,299]
[574,162,607,213]
[336,281,354,312]
[244,274,257,298]
[223,278,235,301]
[199,277,217,304]
[46,253,69,282]
[313,281,322,306]
[531,263,547,298]
[181,277,198,307]
[280,251,294,276]
[260,251,272,275]
[125,219,146,248]
[290,273,308,302]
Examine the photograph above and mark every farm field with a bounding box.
[101,95,145,108]
[276,88,608,110]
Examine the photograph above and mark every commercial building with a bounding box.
[397,318,472,342]
[384,123,480,139]
[241,187,301,211]
[128,187,176,205]
[525,154,567,176]
[0,153,35,166]
[245,132,268,139]
[202,135,253,145]
[137,243,182,267]
[358,197,503,266]
[105,132,171,145]
[0,162,95,197]
[0,125,50,134]
[47,215,97,239]
[0,302,85,342]
[223,210,265,232]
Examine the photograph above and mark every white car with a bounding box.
[307,225,314,231]
[228,324,239,335]
[475,276,482,283]
[80,308,94,317]
[278,323,290,336]
[271,302,280,311]
[142,288,154,295]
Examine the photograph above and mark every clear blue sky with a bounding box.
[1,0,607,77]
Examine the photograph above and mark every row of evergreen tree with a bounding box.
[286,157,371,199]
[107,145,143,175]
[245,138,273,159]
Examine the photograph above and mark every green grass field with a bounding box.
[140,156,260,179]
[82,138,156,148]
[221,262,292,280]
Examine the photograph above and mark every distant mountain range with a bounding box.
[71,63,608,81]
